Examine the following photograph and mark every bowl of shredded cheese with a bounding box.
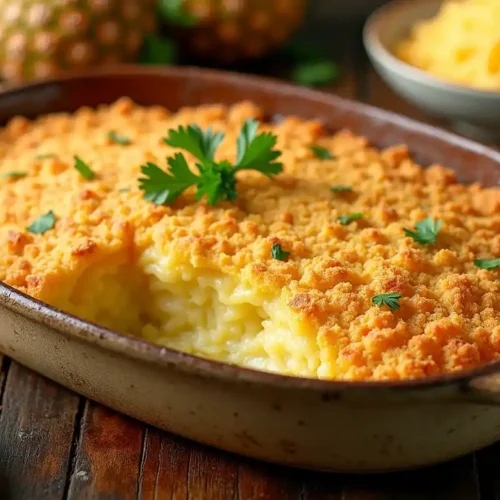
[364,0,500,142]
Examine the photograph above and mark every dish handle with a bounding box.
[464,373,500,405]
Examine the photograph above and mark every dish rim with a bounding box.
[1,64,500,393]
[363,0,500,99]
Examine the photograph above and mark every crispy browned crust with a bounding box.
[1,98,499,380]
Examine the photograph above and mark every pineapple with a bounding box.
[162,0,308,63]
[0,0,157,83]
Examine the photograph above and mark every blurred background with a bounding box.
[0,0,387,87]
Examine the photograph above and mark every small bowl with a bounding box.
[363,0,500,143]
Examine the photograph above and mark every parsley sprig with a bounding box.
[108,131,131,145]
[139,119,282,206]
[330,185,352,193]
[27,210,56,235]
[372,292,402,311]
[310,145,334,160]
[337,213,364,225]
[474,258,500,270]
[74,156,95,180]
[2,171,27,179]
[404,216,442,245]
[271,243,290,261]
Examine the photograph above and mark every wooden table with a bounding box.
[1,21,499,500]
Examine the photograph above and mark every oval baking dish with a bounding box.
[1,66,500,473]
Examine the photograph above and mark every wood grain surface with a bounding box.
[0,21,499,500]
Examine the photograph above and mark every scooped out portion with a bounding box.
[0,98,499,381]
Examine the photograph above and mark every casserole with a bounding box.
[1,66,500,472]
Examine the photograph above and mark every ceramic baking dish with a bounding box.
[1,66,500,473]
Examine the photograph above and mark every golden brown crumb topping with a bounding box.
[0,98,499,381]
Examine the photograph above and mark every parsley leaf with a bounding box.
[233,119,282,176]
[331,185,352,193]
[139,156,198,205]
[271,243,290,261]
[337,213,364,225]
[108,131,131,145]
[141,120,282,206]
[310,145,334,160]
[164,125,224,162]
[27,210,56,235]
[404,216,442,245]
[291,60,340,87]
[2,171,27,179]
[372,292,402,311]
[474,258,500,270]
[158,0,198,26]
[74,156,95,180]
[139,34,177,65]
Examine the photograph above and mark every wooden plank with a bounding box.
[187,443,239,500]
[66,402,144,500]
[138,427,240,500]
[237,460,302,500]
[137,428,190,500]
[0,361,79,500]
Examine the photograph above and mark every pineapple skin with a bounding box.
[0,0,157,83]
[177,0,308,62]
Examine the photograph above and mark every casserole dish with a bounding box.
[0,66,500,472]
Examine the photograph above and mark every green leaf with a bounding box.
[143,120,282,206]
[236,118,259,164]
[330,185,352,193]
[404,217,442,245]
[372,292,402,311]
[234,120,282,176]
[337,213,364,225]
[34,153,56,160]
[108,131,131,145]
[279,42,329,62]
[195,161,236,206]
[138,155,198,205]
[474,258,500,270]
[27,210,56,235]
[291,60,341,87]
[164,125,224,162]
[158,0,198,27]
[2,171,27,179]
[74,156,95,180]
[271,243,290,261]
[139,34,177,65]
[310,145,334,160]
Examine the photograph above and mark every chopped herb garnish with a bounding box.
[74,156,95,180]
[310,145,334,160]
[118,188,130,193]
[474,258,500,270]
[291,60,340,87]
[35,153,56,160]
[372,292,402,311]
[27,210,56,235]
[330,185,352,193]
[108,131,131,145]
[2,171,27,179]
[139,118,282,206]
[404,216,442,245]
[139,33,177,65]
[158,0,198,27]
[271,243,290,261]
[337,213,364,225]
